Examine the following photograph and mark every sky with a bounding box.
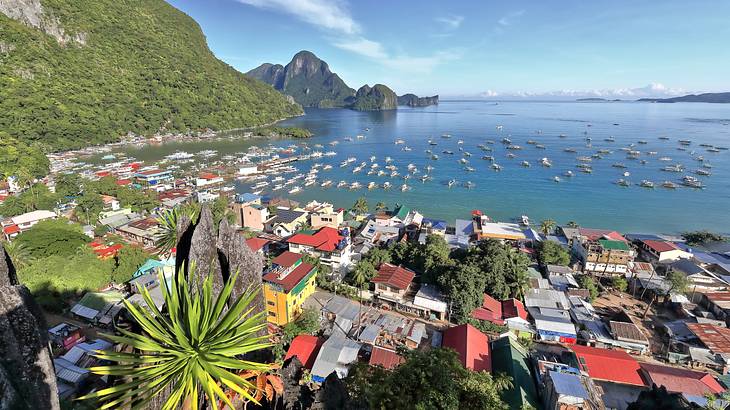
[167,0,730,99]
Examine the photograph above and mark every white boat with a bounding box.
[370,155,377,162]
[394,139,405,145]
[640,180,654,188]
[463,181,475,189]
[337,180,347,188]
[491,164,501,171]
[541,158,552,167]
[465,166,477,172]
[695,169,712,176]
[349,182,362,190]
[272,184,284,191]
[323,165,333,170]
[616,179,630,187]
[324,151,337,157]
[385,156,393,163]
[521,215,530,226]
[166,151,194,160]
[288,186,302,194]
[521,161,530,167]
[553,176,561,182]
[304,179,316,187]
[402,146,412,152]
[662,181,678,189]
[321,180,332,188]
[564,170,574,177]
[383,182,392,189]
[401,184,410,192]
[448,179,456,187]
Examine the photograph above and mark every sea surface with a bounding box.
[102,101,730,234]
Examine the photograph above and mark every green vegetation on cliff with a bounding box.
[350,84,398,111]
[0,0,302,151]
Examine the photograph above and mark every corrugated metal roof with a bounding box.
[550,371,589,398]
[687,323,730,353]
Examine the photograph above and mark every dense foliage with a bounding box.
[14,218,90,259]
[578,275,599,301]
[255,126,312,139]
[111,246,150,284]
[0,183,58,216]
[682,230,727,246]
[536,240,570,266]
[273,307,320,361]
[0,134,50,179]
[346,348,508,410]
[0,0,301,151]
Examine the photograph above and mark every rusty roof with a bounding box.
[687,323,730,353]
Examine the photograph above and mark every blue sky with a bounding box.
[168,0,730,98]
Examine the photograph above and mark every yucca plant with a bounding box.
[156,205,200,253]
[79,265,272,410]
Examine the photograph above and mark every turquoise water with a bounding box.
[109,101,730,234]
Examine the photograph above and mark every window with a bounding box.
[268,311,276,317]
[267,301,276,306]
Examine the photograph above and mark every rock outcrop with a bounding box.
[0,246,60,410]
[397,93,439,107]
[350,84,398,111]
[0,0,86,45]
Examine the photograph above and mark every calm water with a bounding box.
[107,101,730,234]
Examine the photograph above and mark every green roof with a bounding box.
[598,239,630,251]
[393,205,411,220]
[77,291,125,311]
[526,266,542,279]
[490,336,539,409]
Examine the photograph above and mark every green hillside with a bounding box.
[0,0,302,151]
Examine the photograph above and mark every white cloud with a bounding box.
[475,83,687,99]
[497,10,524,26]
[236,0,359,35]
[435,15,464,29]
[332,37,388,59]
[383,50,463,74]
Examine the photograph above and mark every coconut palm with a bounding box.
[375,202,387,212]
[539,219,556,236]
[2,241,33,269]
[79,266,271,410]
[351,197,369,215]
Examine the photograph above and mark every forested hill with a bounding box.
[0,0,302,151]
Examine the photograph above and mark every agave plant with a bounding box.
[79,265,272,410]
[155,205,199,253]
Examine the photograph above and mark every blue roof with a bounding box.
[422,218,447,230]
[133,258,174,278]
[455,219,474,236]
[550,371,589,399]
[236,193,261,204]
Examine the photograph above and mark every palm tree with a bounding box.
[539,219,556,236]
[375,202,387,213]
[79,266,271,410]
[350,261,374,331]
[156,205,199,253]
[566,221,579,228]
[351,197,369,215]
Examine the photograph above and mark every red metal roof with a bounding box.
[199,172,218,180]
[687,323,730,353]
[271,251,302,268]
[372,263,415,290]
[115,179,132,186]
[93,243,123,259]
[578,228,627,242]
[501,298,528,320]
[570,345,644,386]
[639,362,725,396]
[3,224,20,235]
[471,294,504,324]
[287,227,343,252]
[246,237,270,253]
[369,347,404,370]
[442,324,491,372]
[705,292,730,303]
[262,261,314,293]
[284,335,322,369]
[643,240,679,253]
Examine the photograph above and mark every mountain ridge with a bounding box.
[638,92,730,103]
[246,50,438,110]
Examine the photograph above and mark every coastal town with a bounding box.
[2,133,730,409]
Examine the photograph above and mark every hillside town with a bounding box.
[2,146,730,410]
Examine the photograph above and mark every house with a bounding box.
[371,263,415,305]
[441,323,491,372]
[572,228,634,275]
[638,362,725,399]
[132,257,176,279]
[98,210,141,232]
[266,208,308,237]
[238,164,259,176]
[116,217,162,248]
[472,294,530,327]
[570,344,645,386]
[640,240,692,263]
[158,189,191,210]
[262,252,318,326]
[70,291,125,326]
[54,339,113,398]
[2,209,57,239]
[238,203,271,231]
[477,221,528,241]
[543,370,598,410]
[670,259,728,293]
[284,335,323,369]
[420,218,447,236]
[287,226,351,270]
[369,346,404,370]
[358,219,401,246]
[378,204,423,228]
[699,292,730,325]
[306,201,344,230]
[246,237,271,255]
[134,168,172,187]
[48,323,85,351]
[491,335,539,409]
[412,283,448,321]
[88,242,123,260]
[195,172,224,188]
[99,195,120,211]
[310,334,361,383]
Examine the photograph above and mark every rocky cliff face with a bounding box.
[247,50,355,108]
[0,246,60,410]
[0,0,86,45]
[350,84,398,111]
[397,93,439,107]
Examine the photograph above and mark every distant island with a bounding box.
[246,50,438,111]
[638,92,730,103]
[576,98,622,102]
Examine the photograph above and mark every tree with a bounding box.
[351,260,376,330]
[375,202,387,212]
[2,241,33,269]
[578,275,599,301]
[566,221,579,228]
[111,246,151,284]
[536,241,570,266]
[362,246,392,268]
[15,219,91,259]
[79,268,272,409]
[346,348,508,409]
[612,276,629,292]
[55,173,83,198]
[0,195,25,216]
[75,192,104,225]
[539,219,556,236]
[682,231,727,246]
[351,197,369,214]
[643,270,690,318]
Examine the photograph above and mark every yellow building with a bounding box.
[262,251,317,326]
